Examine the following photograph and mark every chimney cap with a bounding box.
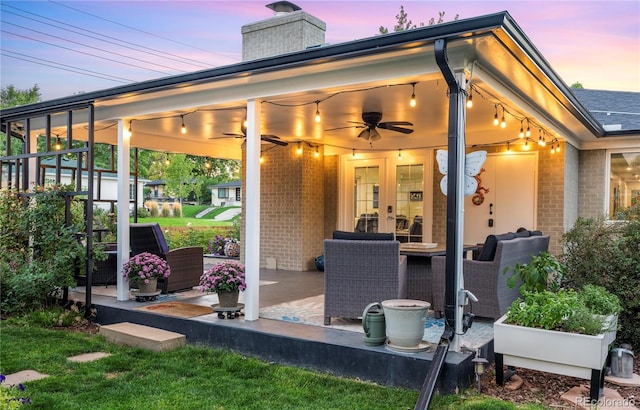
[266,1,301,14]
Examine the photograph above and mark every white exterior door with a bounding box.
[463,152,537,244]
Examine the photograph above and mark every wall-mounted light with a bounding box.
[314,101,321,123]
[409,83,417,107]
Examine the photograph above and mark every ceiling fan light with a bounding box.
[357,128,370,140]
[369,128,381,141]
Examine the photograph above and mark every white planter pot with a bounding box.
[381,299,430,348]
[494,314,613,380]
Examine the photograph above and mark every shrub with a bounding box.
[145,200,159,217]
[136,206,149,218]
[161,203,172,217]
[562,215,640,346]
[173,202,182,217]
[505,252,565,294]
[0,187,84,314]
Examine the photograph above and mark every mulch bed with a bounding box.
[479,360,639,408]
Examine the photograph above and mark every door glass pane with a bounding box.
[354,166,379,232]
[396,164,424,242]
[609,151,640,219]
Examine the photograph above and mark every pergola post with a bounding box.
[244,99,261,320]
[116,118,131,301]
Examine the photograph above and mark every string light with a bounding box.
[352,148,356,158]
[126,121,133,138]
[555,142,561,153]
[398,148,402,159]
[314,146,320,158]
[538,129,546,146]
[500,109,507,128]
[493,105,499,126]
[296,142,303,155]
[54,136,62,151]
[525,118,531,137]
[409,83,417,107]
[181,115,187,134]
[260,153,264,164]
[314,101,321,123]
[466,86,473,108]
[506,142,511,152]
[523,139,530,150]
[165,155,170,165]
[550,144,555,154]
[519,120,524,138]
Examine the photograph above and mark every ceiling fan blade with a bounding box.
[378,121,413,127]
[222,132,245,137]
[379,124,414,134]
[261,136,288,146]
[357,128,371,140]
[325,125,365,132]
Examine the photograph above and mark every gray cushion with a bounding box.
[332,230,394,241]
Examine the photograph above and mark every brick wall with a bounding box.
[537,146,565,254]
[242,144,324,271]
[578,149,607,218]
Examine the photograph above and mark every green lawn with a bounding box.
[1,313,547,410]
[131,205,240,227]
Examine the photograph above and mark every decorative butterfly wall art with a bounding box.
[436,150,487,196]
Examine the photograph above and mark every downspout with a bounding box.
[415,38,468,410]
[434,38,467,351]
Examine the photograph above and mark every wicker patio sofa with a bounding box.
[431,233,550,319]
[130,223,204,294]
[323,237,408,325]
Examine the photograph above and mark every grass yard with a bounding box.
[131,205,240,227]
[1,313,547,410]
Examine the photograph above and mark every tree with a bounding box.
[0,84,40,108]
[379,7,458,34]
[165,154,200,204]
[571,81,584,89]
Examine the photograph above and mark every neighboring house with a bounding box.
[40,157,147,212]
[2,3,639,316]
[209,180,242,207]
[144,180,172,202]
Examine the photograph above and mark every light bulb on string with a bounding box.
[126,122,133,138]
[181,115,187,134]
[525,119,531,137]
[409,83,417,107]
[352,148,356,158]
[538,129,545,146]
[523,139,530,150]
[398,148,402,159]
[54,136,62,151]
[314,146,320,158]
[314,101,321,123]
[507,142,511,152]
[466,87,473,108]
[556,142,561,153]
[500,112,507,128]
[296,142,303,155]
[260,153,264,164]
[519,120,524,138]
[493,106,499,126]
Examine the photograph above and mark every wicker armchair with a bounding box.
[323,239,407,325]
[431,235,550,319]
[130,223,204,293]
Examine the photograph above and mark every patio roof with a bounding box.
[2,11,625,161]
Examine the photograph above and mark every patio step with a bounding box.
[99,322,186,352]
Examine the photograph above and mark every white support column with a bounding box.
[451,70,468,353]
[244,99,261,321]
[116,119,130,301]
[28,132,37,189]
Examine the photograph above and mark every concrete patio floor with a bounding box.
[68,265,493,394]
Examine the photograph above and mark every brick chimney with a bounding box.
[242,1,326,61]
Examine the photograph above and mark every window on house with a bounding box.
[129,183,135,200]
[218,188,228,198]
[235,187,241,201]
[608,150,640,219]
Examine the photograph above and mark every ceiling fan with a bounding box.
[326,112,414,141]
[211,123,288,146]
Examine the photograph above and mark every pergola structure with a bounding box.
[2,11,637,354]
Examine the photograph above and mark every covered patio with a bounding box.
[2,6,638,399]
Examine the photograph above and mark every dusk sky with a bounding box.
[1,1,639,101]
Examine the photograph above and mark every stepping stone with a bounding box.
[67,352,111,363]
[3,370,49,385]
[99,322,186,352]
[605,373,640,387]
[561,385,638,409]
